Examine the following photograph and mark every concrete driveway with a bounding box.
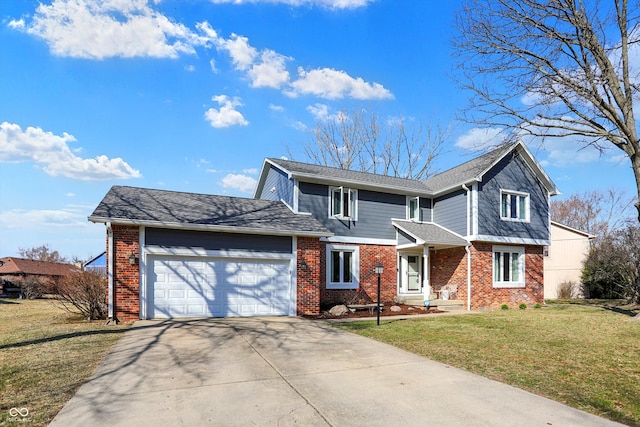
[50,317,621,427]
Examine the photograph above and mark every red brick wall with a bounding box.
[111,225,140,322]
[321,243,397,306]
[430,243,544,310]
[430,247,468,303]
[296,237,322,315]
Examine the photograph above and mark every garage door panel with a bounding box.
[149,256,292,318]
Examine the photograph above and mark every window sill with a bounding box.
[492,282,525,288]
[327,282,359,290]
[500,217,530,223]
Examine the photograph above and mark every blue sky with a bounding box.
[0,0,636,261]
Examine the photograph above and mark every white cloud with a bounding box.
[209,58,218,73]
[221,173,257,193]
[248,50,290,88]
[66,192,75,197]
[208,0,373,9]
[455,127,507,151]
[286,67,393,100]
[242,168,258,174]
[204,95,249,128]
[184,64,196,72]
[0,206,90,230]
[219,33,258,71]
[8,19,25,29]
[533,135,602,167]
[0,122,141,180]
[306,103,347,122]
[21,0,210,59]
[269,104,284,112]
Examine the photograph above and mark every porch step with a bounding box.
[395,295,465,311]
[433,300,465,311]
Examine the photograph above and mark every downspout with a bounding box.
[462,184,472,311]
[106,222,115,323]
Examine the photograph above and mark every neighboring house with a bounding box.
[0,257,79,295]
[544,221,594,299]
[90,141,559,322]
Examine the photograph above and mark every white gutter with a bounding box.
[106,222,114,321]
[462,184,472,312]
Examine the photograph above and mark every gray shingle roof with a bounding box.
[89,186,332,237]
[266,158,431,193]
[423,143,516,193]
[393,220,468,247]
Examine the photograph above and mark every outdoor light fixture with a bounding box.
[375,263,384,326]
[128,253,136,265]
[300,259,309,270]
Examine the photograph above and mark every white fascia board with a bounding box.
[253,159,270,199]
[471,234,550,246]
[88,216,333,238]
[429,180,480,198]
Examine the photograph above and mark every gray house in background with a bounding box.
[90,141,559,322]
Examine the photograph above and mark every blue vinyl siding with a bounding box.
[433,190,467,236]
[298,182,405,240]
[477,154,549,240]
[259,165,294,207]
[145,228,292,253]
[420,198,432,222]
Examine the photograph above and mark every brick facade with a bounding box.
[320,243,397,307]
[430,243,544,310]
[111,225,141,322]
[296,237,322,315]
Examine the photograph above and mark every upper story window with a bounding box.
[329,186,357,220]
[500,190,529,222]
[493,246,525,288]
[407,196,420,221]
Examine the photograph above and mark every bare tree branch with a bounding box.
[454,0,640,220]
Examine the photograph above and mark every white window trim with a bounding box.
[326,244,359,289]
[500,189,530,223]
[328,186,358,220]
[407,196,420,221]
[492,245,525,288]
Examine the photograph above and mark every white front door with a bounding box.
[399,254,422,293]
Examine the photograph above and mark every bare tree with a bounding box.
[291,108,447,180]
[551,188,635,239]
[54,270,107,320]
[454,0,640,221]
[18,244,68,264]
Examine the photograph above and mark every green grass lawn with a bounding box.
[335,303,640,426]
[0,298,130,426]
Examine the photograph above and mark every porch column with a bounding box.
[423,246,431,304]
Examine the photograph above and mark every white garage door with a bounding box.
[149,256,292,318]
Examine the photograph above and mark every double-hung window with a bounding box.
[500,190,529,222]
[326,245,359,289]
[407,196,420,221]
[329,186,357,219]
[493,246,525,288]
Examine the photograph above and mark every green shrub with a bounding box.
[519,303,527,310]
[501,304,509,310]
[533,303,542,309]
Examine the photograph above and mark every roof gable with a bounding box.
[424,141,559,196]
[89,186,331,237]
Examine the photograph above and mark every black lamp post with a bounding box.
[375,263,384,326]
